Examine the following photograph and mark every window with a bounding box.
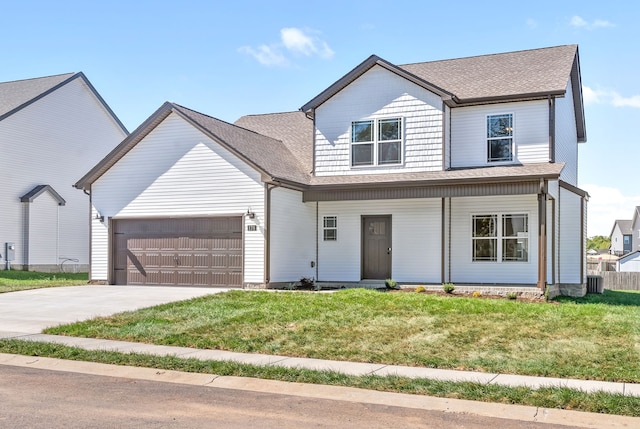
[624,236,631,245]
[472,214,528,262]
[487,114,513,162]
[351,118,402,167]
[323,216,337,241]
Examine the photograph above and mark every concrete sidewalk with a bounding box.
[1,330,639,398]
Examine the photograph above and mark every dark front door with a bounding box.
[362,215,392,279]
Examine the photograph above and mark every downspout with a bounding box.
[315,201,319,281]
[264,182,279,285]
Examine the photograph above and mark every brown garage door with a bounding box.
[112,217,243,287]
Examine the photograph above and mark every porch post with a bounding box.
[537,181,548,289]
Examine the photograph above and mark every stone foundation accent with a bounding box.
[244,282,267,289]
[1,264,89,273]
[558,283,587,298]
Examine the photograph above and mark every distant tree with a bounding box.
[587,235,611,250]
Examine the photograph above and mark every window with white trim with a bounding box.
[351,118,402,167]
[487,113,513,162]
[323,216,337,241]
[472,214,528,262]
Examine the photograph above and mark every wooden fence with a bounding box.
[599,272,640,291]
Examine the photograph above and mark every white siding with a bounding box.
[450,100,549,168]
[269,187,316,282]
[618,253,640,272]
[547,181,560,285]
[555,81,579,185]
[314,66,443,176]
[610,225,624,254]
[91,113,265,283]
[559,187,582,284]
[317,199,441,283]
[0,77,126,268]
[90,204,109,280]
[450,195,538,284]
[25,193,59,265]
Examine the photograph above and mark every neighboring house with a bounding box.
[617,251,640,272]
[75,45,588,296]
[609,219,633,256]
[0,73,128,272]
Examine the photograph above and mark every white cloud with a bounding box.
[570,15,614,30]
[582,184,640,236]
[238,45,289,67]
[582,85,640,108]
[239,27,333,67]
[526,18,538,29]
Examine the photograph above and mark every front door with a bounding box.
[362,215,392,279]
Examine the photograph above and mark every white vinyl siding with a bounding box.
[450,195,538,284]
[559,187,582,284]
[314,65,443,176]
[547,181,560,285]
[450,100,548,168]
[269,187,316,282]
[90,205,110,280]
[91,113,265,283]
[0,77,126,268]
[25,193,59,265]
[317,199,441,283]
[555,81,579,185]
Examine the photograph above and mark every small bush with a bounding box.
[443,283,455,294]
[385,279,399,290]
[299,277,315,288]
[507,292,518,300]
[415,285,426,293]
[472,291,482,298]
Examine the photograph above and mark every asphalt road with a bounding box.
[0,365,580,429]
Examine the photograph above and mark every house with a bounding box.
[75,45,588,297]
[609,219,633,256]
[631,206,640,252]
[0,73,128,272]
[617,251,640,272]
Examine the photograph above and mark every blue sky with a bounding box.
[3,1,638,236]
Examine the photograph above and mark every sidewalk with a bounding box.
[2,330,639,398]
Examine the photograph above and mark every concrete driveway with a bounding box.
[0,285,226,335]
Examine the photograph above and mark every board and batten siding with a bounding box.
[269,187,316,282]
[0,77,127,268]
[314,65,443,176]
[450,100,549,168]
[554,81,579,186]
[317,199,441,283]
[90,113,265,283]
[450,195,539,284]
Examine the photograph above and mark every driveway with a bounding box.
[0,285,226,335]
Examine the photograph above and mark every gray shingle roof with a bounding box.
[0,73,75,119]
[235,111,313,175]
[614,220,633,235]
[399,45,578,102]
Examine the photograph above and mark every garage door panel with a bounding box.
[112,217,244,287]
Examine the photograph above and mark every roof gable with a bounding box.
[75,103,310,190]
[20,185,66,206]
[0,72,127,133]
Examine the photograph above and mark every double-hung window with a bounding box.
[351,118,402,167]
[487,113,513,162]
[323,216,337,241]
[472,213,528,262]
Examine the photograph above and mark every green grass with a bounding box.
[0,270,88,293]
[1,339,639,417]
[45,288,640,383]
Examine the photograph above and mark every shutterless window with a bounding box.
[472,215,497,261]
[323,216,337,241]
[351,118,402,167]
[502,214,528,262]
[487,114,513,162]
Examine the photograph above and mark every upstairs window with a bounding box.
[351,118,402,167]
[487,114,513,162]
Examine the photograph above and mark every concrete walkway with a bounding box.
[0,285,639,398]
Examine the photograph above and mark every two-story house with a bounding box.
[75,44,588,297]
[0,73,127,272]
[610,219,633,256]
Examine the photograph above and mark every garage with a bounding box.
[112,217,243,287]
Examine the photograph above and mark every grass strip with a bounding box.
[1,339,639,417]
[0,271,88,293]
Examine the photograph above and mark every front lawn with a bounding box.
[45,288,640,383]
[0,270,88,293]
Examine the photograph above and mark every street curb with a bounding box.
[1,353,638,429]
